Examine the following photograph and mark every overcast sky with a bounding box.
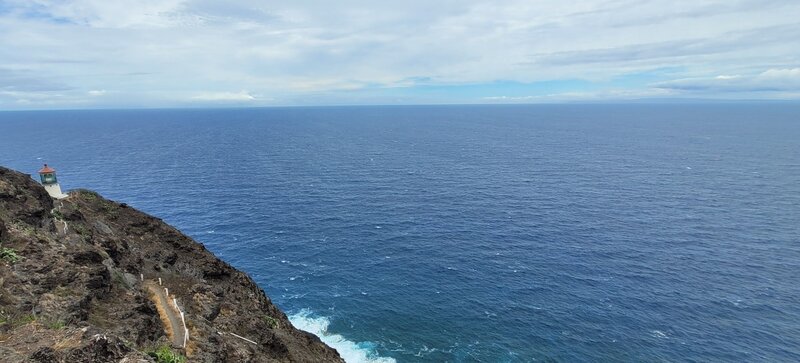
[1,0,799,109]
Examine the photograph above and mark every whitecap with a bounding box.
[651,330,668,339]
[289,310,396,363]
[414,344,438,357]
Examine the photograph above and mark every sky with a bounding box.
[1,0,799,109]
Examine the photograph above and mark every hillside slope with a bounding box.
[0,166,343,363]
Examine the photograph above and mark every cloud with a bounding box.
[528,23,800,67]
[9,0,193,28]
[483,88,676,103]
[0,68,74,92]
[190,90,257,102]
[655,68,800,93]
[1,1,799,108]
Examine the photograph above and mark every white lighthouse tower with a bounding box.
[38,164,68,199]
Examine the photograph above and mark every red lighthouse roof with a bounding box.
[38,164,56,174]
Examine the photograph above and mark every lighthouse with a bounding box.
[38,164,68,199]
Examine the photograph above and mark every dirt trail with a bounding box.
[145,282,186,348]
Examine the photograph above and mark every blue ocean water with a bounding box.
[1,104,799,362]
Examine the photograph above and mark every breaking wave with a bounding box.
[288,309,396,363]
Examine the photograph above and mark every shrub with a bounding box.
[0,247,19,264]
[77,189,100,201]
[12,314,36,327]
[51,209,64,220]
[264,315,280,329]
[47,320,66,330]
[148,345,186,363]
[74,225,89,236]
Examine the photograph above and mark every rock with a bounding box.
[0,167,53,227]
[0,218,8,241]
[62,334,135,363]
[29,347,58,362]
[93,221,113,235]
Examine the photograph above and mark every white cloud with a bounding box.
[760,68,800,79]
[190,90,256,101]
[88,89,106,96]
[655,68,800,93]
[0,1,799,108]
[483,88,677,103]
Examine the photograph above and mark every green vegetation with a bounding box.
[78,189,100,201]
[104,205,120,220]
[20,314,36,324]
[0,246,19,264]
[112,270,132,289]
[264,315,280,329]
[51,208,64,220]
[10,222,36,237]
[101,200,118,211]
[148,345,186,363]
[74,224,89,236]
[0,310,35,328]
[53,286,78,297]
[47,320,66,330]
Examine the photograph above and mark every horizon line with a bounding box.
[2,98,799,113]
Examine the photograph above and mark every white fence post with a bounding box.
[229,332,257,345]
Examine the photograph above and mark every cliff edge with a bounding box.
[0,166,343,362]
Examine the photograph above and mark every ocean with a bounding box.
[1,104,799,362]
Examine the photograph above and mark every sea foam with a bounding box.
[289,309,396,363]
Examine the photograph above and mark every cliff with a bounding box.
[0,166,343,363]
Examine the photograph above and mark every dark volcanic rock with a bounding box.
[0,166,343,363]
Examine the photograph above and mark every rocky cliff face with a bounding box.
[0,166,343,363]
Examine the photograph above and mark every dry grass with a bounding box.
[146,284,175,342]
[54,327,88,350]
[185,325,197,357]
